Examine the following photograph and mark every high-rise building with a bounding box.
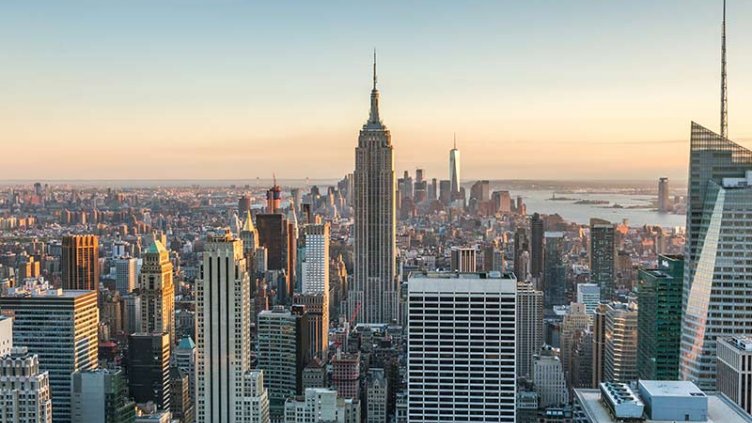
[590,218,615,300]
[352,54,398,324]
[240,370,270,423]
[576,283,600,315]
[239,211,258,256]
[592,303,607,388]
[257,305,310,418]
[603,302,638,384]
[138,241,175,349]
[61,235,99,291]
[533,347,569,408]
[114,257,137,296]
[266,183,282,214]
[637,254,683,381]
[717,336,752,415]
[657,177,671,212]
[438,180,451,205]
[407,272,516,422]
[301,224,329,294]
[292,293,328,360]
[449,135,461,197]
[195,230,254,423]
[0,315,11,357]
[543,231,566,309]
[283,388,360,423]
[517,281,544,380]
[174,336,196,411]
[450,247,476,272]
[680,125,752,390]
[0,282,98,423]
[0,347,53,423]
[238,195,252,216]
[71,368,135,423]
[128,333,171,410]
[170,367,194,423]
[530,213,544,280]
[366,368,388,423]
[331,351,360,400]
[561,303,591,388]
[256,213,294,300]
[514,227,530,281]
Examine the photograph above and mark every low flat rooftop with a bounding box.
[408,271,515,280]
[640,380,705,398]
[575,389,752,423]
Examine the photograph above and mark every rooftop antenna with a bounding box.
[453,132,457,149]
[373,49,377,90]
[720,0,728,139]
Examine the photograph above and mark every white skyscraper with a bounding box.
[114,256,137,296]
[407,271,516,422]
[241,370,270,423]
[449,134,461,197]
[0,347,53,423]
[352,53,399,324]
[196,229,259,423]
[533,347,569,408]
[301,223,329,294]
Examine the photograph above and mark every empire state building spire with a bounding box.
[720,0,728,139]
[368,50,381,125]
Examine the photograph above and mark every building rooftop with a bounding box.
[575,387,752,423]
[407,271,517,293]
[409,271,515,280]
[721,336,752,352]
[639,380,706,398]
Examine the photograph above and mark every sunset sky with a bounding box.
[1,0,751,181]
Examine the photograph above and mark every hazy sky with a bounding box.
[2,0,751,181]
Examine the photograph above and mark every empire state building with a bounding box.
[352,54,398,324]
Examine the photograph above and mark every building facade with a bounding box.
[0,347,53,423]
[61,235,99,291]
[0,282,98,423]
[717,336,752,415]
[637,254,683,381]
[516,281,544,380]
[195,230,253,423]
[138,241,175,350]
[590,219,615,301]
[681,122,752,390]
[407,272,516,422]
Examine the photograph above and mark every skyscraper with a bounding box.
[114,256,137,296]
[530,213,544,281]
[257,306,310,418]
[603,302,638,384]
[589,218,615,300]
[516,281,544,380]
[680,123,752,390]
[195,230,253,423]
[657,177,671,212]
[128,332,171,410]
[407,272,516,422]
[71,368,135,423]
[513,227,530,281]
[0,347,53,423]
[450,247,476,272]
[0,281,99,423]
[543,231,566,309]
[61,235,99,291]
[449,134,461,197]
[138,240,175,349]
[637,254,683,381]
[533,347,569,408]
[352,53,398,324]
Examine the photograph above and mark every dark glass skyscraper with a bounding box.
[637,254,683,381]
[530,213,544,281]
[589,218,615,300]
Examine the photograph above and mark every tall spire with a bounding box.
[720,0,728,139]
[368,50,381,125]
[373,49,377,90]
[453,132,457,149]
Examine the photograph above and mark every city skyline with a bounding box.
[2,1,752,181]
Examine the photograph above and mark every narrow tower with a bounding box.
[720,0,728,139]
